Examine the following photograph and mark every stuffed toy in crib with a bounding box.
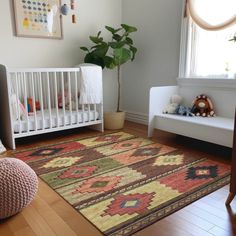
[27,98,40,112]
[58,91,79,110]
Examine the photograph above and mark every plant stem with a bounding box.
[117,64,121,112]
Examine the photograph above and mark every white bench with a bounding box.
[148,82,235,148]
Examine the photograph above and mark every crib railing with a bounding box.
[0,65,103,149]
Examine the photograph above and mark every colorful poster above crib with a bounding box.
[13,0,63,39]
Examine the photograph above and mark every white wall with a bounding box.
[0,0,122,111]
[122,0,183,123]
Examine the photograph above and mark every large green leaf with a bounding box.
[129,46,137,60]
[97,31,102,37]
[105,26,122,34]
[126,37,133,45]
[112,34,122,42]
[113,48,132,65]
[92,43,109,57]
[84,53,105,68]
[121,24,137,33]
[80,46,89,52]
[104,56,116,69]
[89,36,103,44]
[108,41,127,49]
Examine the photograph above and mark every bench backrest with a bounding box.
[178,79,236,118]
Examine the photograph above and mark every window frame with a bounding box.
[178,0,236,82]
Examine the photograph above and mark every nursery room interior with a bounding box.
[0,0,236,235]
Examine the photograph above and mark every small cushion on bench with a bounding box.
[157,114,234,131]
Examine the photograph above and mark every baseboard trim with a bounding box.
[125,111,148,125]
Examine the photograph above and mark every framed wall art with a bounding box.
[13,0,63,39]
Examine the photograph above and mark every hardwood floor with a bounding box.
[0,121,235,236]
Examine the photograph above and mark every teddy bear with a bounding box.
[191,94,215,117]
[163,94,183,114]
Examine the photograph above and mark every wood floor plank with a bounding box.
[202,193,236,211]
[184,204,231,232]
[32,195,77,236]
[173,208,215,231]
[134,217,193,236]
[13,227,36,236]
[166,213,215,236]
[193,200,231,220]
[209,226,233,236]
[0,223,14,236]
[21,203,56,236]
[7,213,30,233]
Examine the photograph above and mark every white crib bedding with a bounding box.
[13,108,100,133]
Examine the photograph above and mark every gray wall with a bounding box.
[122,0,183,122]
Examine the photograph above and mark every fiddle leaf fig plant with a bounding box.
[80,24,137,112]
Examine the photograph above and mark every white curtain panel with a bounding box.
[187,0,236,31]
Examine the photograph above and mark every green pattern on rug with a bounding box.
[14,132,231,236]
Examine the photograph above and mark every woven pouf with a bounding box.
[0,158,38,219]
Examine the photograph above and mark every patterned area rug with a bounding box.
[14,132,230,236]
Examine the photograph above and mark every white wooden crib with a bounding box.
[0,64,104,149]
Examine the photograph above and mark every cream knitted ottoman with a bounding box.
[0,158,38,219]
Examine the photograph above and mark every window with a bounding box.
[182,0,236,79]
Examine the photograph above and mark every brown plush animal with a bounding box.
[191,94,215,117]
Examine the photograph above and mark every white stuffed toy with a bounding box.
[163,94,183,114]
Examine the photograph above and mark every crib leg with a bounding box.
[90,123,104,132]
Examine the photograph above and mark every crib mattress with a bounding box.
[13,109,100,133]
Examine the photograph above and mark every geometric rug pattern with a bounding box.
[14,132,231,236]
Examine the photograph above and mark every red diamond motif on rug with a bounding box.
[15,142,86,162]
[73,176,122,193]
[104,193,155,216]
[59,166,97,179]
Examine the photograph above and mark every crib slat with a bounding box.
[54,72,59,127]
[31,72,38,131]
[15,73,22,133]
[68,72,72,125]
[82,104,85,123]
[94,104,97,121]
[61,72,66,126]
[88,104,91,122]
[23,72,29,132]
[47,72,52,129]
[75,71,79,124]
[39,72,45,130]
